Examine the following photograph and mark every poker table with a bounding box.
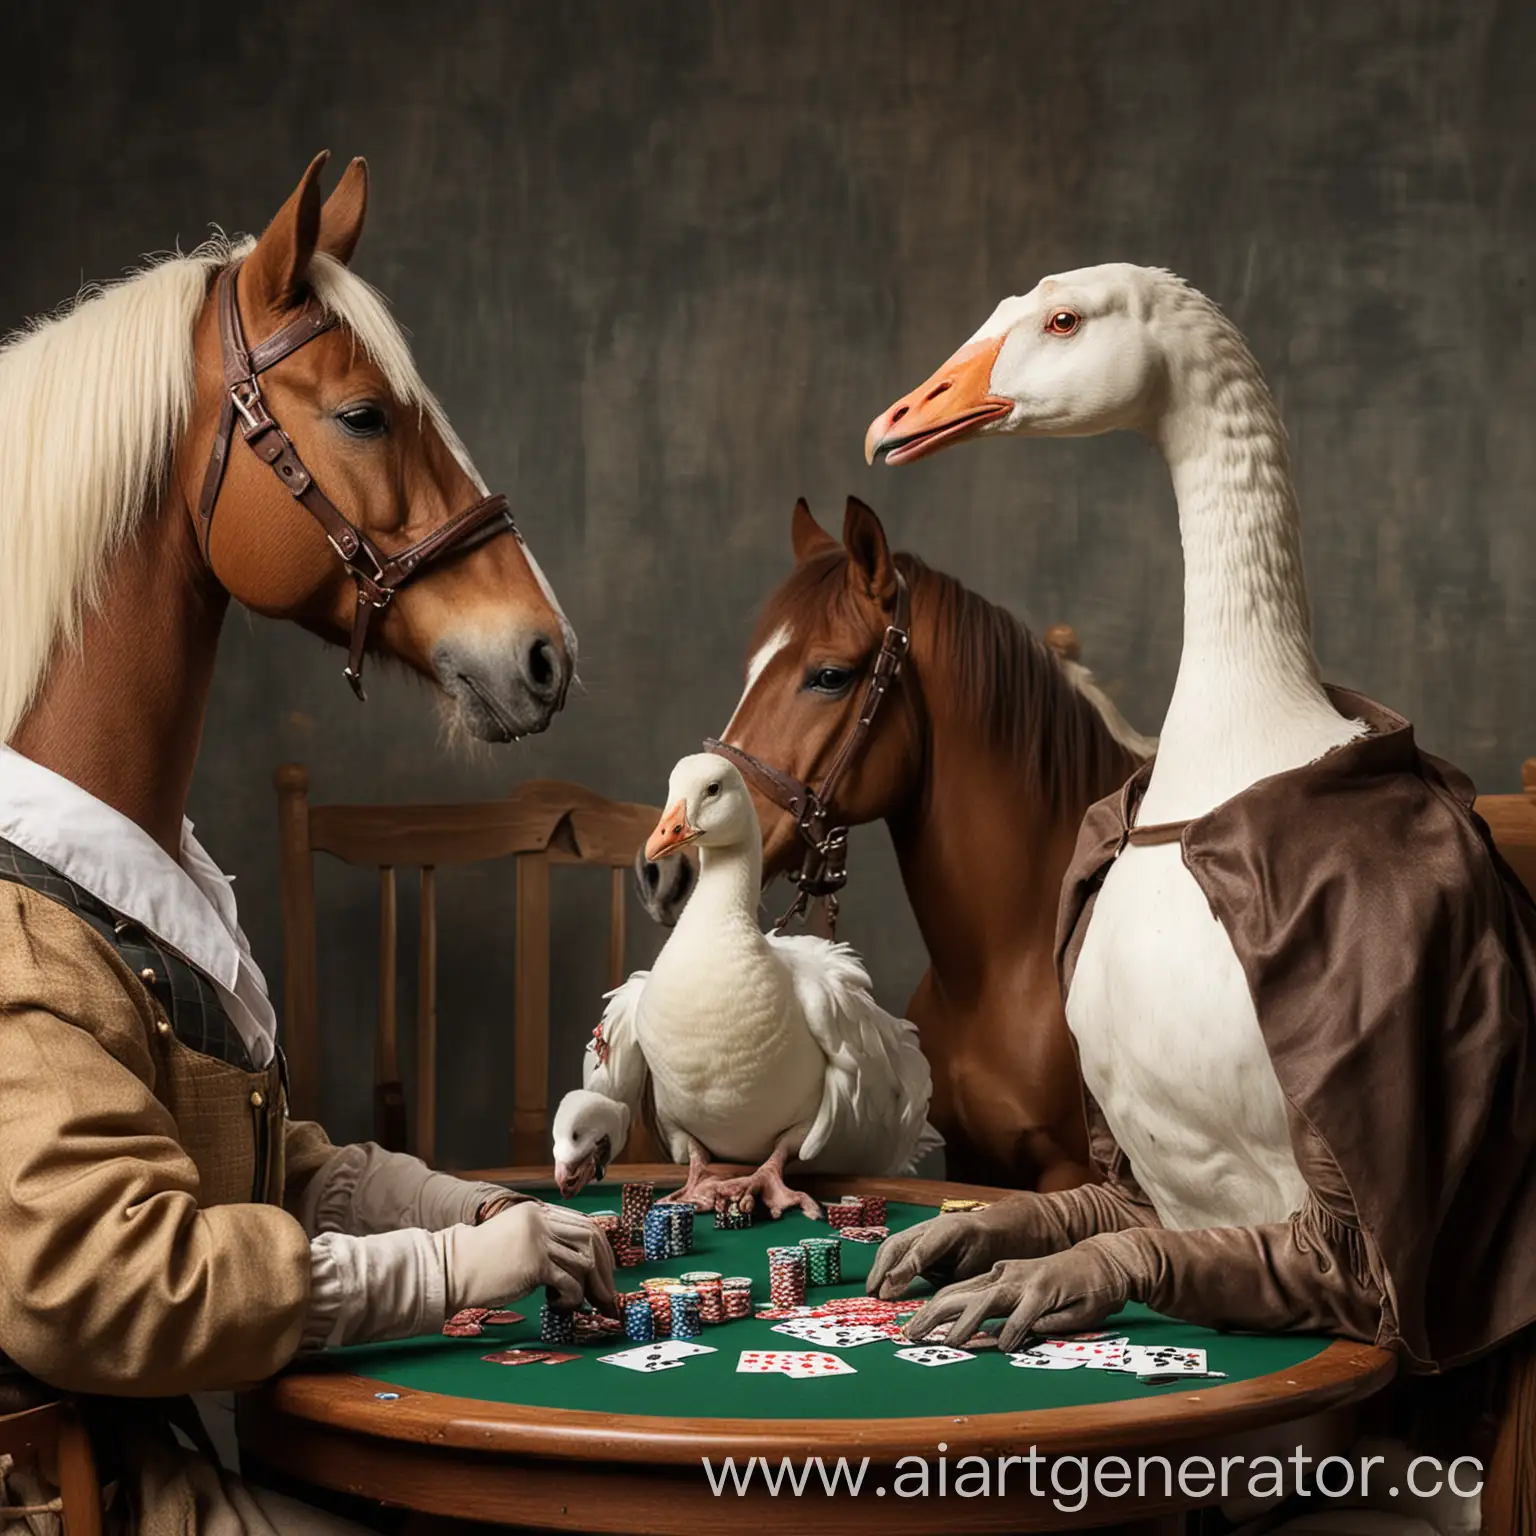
[237,1172,1396,1534]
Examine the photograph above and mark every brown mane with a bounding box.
[765,548,1142,819]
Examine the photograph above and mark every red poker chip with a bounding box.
[441,1323,483,1337]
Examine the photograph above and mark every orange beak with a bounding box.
[863,334,1012,466]
[645,799,699,861]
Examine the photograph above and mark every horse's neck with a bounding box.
[887,648,1098,1001]
[8,493,226,857]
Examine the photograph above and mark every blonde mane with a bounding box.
[0,234,480,743]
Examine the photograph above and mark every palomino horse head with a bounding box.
[184,153,572,739]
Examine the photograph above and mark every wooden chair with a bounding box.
[275,766,662,1166]
[1476,757,1536,900]
[0,1400,101,1536]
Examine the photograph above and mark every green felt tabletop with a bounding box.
[333,1190,1329,1421]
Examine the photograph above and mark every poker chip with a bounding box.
[721,1277,753,1320]
[539,1303,576,1346]
[621,1180,655,1239]
[860,1195,887,1225]
[442,1306,490,1337]
[681,1271,724,1324]
[642,1206,674,1261]
[613,1238,646,1267]
[939,1198,990,1215]
[441,1322,483,1337]
[767,1246,808,1308]
[798,1236,842,1286]
[645,1286,673,1337]
[826,1198,865,1229]
[623,1299,655,1341]
[483,1310,525,1326]
[669,1286,702,1340]
[667,1204,695,1256]
[714,1198,752,1230]
[839,1226,890,1244]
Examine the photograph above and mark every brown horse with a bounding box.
[1,153,571,856]
[651,497,1151,1190]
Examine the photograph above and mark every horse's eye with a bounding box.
[336,403,389,438]
[806,666,855,696]
[1045,310,1080,336]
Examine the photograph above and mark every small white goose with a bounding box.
[552,753,939,1217]
[865,264,1362,1233]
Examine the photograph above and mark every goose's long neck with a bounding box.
[672,838,766,943]
[1139,323,1355,823]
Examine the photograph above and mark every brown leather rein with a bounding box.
[704,571,912,936]
[196,261,519,699]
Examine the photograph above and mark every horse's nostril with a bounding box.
[528,636,558,694]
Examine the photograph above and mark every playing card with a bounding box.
[893,1345,973,1367]
[1117,1345,1209,1377]
[1029,1338,1129,1369]
[1008,1351,1084,1370]
[737,1351,798,1374]
[481,1349,552,1366]
[770,1320,888,1348]
[599,1341,714,1373]
[780,1352,857,1378]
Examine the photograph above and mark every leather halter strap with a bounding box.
[197,262,519,699]
[1124,818,1192,848]
[705,572,912,935]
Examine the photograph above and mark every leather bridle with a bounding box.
[705,572,912,936]
[196,261,520,700]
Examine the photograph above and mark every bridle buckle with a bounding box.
[230,378,271,436]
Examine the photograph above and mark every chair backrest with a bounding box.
[274,766,661,1167]
[1476,758,1536,901]
[0,1401,101,1536]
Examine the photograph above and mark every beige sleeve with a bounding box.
[0,1003,313,1396]
[294,1141,521,1240]
[282,1117,338,1219]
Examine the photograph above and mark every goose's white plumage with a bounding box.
[553,754,938,1210]
[866,265,1359,1235]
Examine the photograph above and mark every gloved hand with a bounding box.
[902,1242,1132,1352]
[437,1199,617,1315]
[867,1183,1150,1301]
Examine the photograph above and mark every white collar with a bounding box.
[0,745,273,1060]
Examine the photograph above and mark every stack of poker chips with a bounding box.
[714,1198,752,1231]
[669,1287,702,1340]
[798,1235,842,1287]
[681,1270,724,1324]
[667,1204,695,1255]
[767,1246,807,1307]
[623,1298,655,1342]
[826,1197,866,1230]
[539,1300,576,1346]
[641,1206,673,1261]
[621,1180,655,1239]
[939,1197,990,1215]
[861,1194,887,1226]
[721,1276,753,1320]
[643,1277,675,1337]
[441,1306,490,1337]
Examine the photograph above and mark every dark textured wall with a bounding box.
[3,1,1532,1168]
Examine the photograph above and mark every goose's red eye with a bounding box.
[1046,310,1080,336]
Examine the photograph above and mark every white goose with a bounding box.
[552,753,939,1216]
[864,264,1361,1234]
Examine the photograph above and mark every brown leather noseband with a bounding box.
[704,571,912,936]
[196,261,519,699]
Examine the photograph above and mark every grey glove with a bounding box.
[867,1182,1151,1301]
[902,1197,1387,1353]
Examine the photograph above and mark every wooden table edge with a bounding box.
[247,1169,1397,1465]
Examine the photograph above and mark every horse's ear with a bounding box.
[790,498,839,564]
[317,157,368,265]
[843,496,897,607]
[243,150,329,313]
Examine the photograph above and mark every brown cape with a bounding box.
[1055,688,1536,1373]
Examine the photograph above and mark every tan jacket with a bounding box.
[0,879,332,1529]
